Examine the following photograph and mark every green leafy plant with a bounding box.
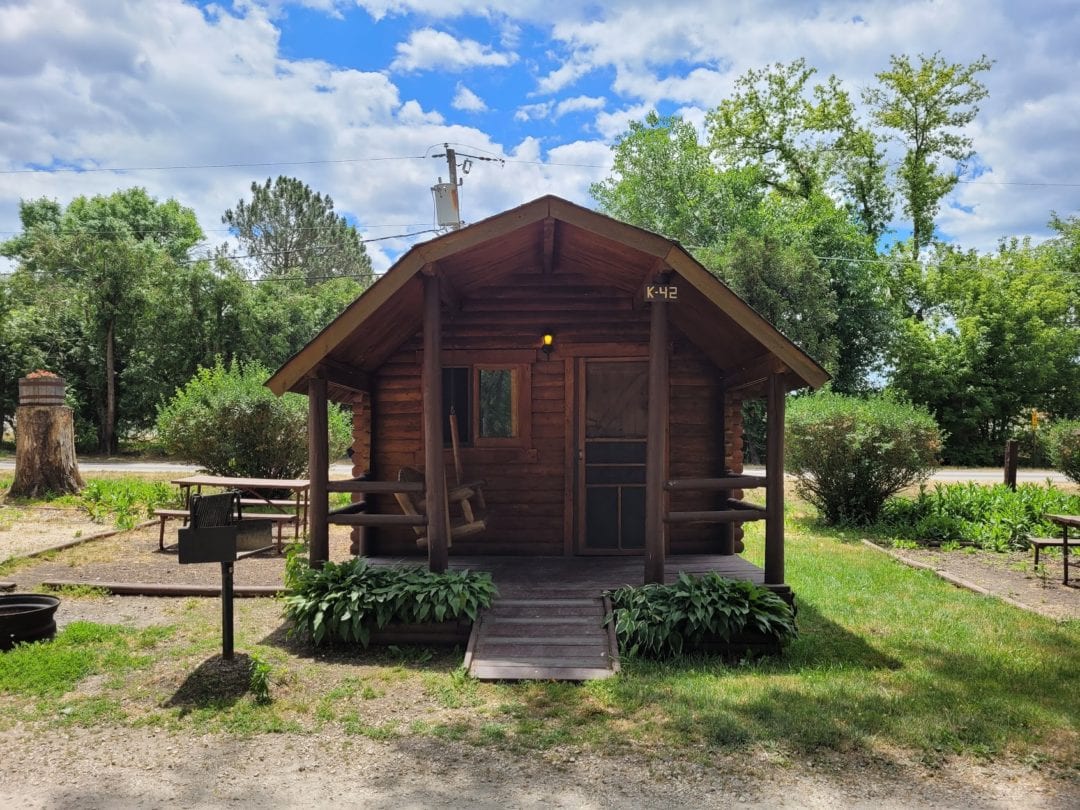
[77,479,179,529]
[282,556,497,646]
[880,483,1080,551]
[155,358,351,478]
[605,573,797,658]
[1049,420,1080,484]
[249,653,272,705]
[787,392,942,525]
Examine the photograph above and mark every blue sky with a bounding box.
[1,0,1078,270]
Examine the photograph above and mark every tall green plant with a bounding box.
[156,359,350,478]
[1049,420,1080,485]
[787,392,941,525]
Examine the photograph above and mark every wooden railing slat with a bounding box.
[664,476,767,491]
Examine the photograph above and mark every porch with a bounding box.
[367,552,776,681]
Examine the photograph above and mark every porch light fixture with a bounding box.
[541,330,555,357]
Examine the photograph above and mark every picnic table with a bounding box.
[155,475,310,553]
[1036,514,1080,585]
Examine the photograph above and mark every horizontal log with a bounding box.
[725,498,766,513]
[665,509,767,524]
[326,480,424,494]
[40,580,285,597]
[664,476,767,491]
[328,514,427,527]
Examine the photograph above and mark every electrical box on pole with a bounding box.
[430,143,504,231]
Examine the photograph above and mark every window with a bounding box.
[442,365,528,447]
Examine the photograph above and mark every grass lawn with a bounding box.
[1,497,1077,775]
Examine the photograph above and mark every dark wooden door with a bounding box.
[579,360,648,554]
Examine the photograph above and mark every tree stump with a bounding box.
[8,405,84,499]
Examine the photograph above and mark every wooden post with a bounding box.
[717,381,734,555]
[1003,439,1019,491]
[644,298,669,584]
[764,372,785,585]
[308,376,329,567]
[423,275,449,573]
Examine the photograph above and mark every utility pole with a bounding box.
[444,145,461,230]
[430,144,504,231]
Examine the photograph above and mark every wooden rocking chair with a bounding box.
[394,409,487,547]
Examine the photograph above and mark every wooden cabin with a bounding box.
[267,195,828,596]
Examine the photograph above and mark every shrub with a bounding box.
[605,573,797,658]
[880,482,1080,551]
[786,392,942,525]
[1049,420,1080,484]
[155,359,351,478]
[283,556,497,646]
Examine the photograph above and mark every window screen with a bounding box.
[478,368,515,438]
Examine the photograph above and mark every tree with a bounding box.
[223,176,373,286]
[888,239,1080,463]
[1,190,203,452]
[866,53,993,258]
[707,60,894,241]
[590,112,763,248]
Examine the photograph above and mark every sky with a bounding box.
[1,0,1078,272]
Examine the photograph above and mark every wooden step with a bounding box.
[466,594,619,682]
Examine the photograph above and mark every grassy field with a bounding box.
[0,498,1077,775]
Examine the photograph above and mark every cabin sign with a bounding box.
[644,284,679,302]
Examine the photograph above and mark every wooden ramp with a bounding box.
[465,595,620,682]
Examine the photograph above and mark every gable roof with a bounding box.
[266,195,829,400]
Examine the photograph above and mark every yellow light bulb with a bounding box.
[542,333,554,346]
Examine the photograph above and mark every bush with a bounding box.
[282,556,497,646]
[880,482,1080,551]
[786,392,942,525]
[606,573,797,658]
[1049,420,1080,484]
[155,359,351,478]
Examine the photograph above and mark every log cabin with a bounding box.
[267,195,829,600]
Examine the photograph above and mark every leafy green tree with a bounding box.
[706,59,893,241]
[889,239,1079,463]
[223,176,373,287]
[592,113,894,390]
[1,190,203,452]
[866,53,993,258]
[590,112,763,248]
[156,359,351,477]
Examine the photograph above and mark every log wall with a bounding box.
[353,272,743,557]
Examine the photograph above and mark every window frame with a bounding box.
[443,362,531,449]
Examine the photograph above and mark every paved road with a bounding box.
[0,459,356,476]
[0,458,1067,485]
[741,465,1068,485]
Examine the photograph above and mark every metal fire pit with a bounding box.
[0,593,60,650]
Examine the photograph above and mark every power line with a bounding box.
[0,155,430,175]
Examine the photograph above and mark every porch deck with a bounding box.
[368,554,769,681]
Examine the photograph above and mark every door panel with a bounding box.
[580,360,648,554]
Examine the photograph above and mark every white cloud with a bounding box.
[514,101,552,122]
[452,83,488,112]
[389,27,517,72]
[554,95,606,117]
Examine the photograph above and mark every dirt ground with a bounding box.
[2,723,1076,809]
[0,505,107,563]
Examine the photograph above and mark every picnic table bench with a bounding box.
[1034,515,1080,585]
[156,475,310,554]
